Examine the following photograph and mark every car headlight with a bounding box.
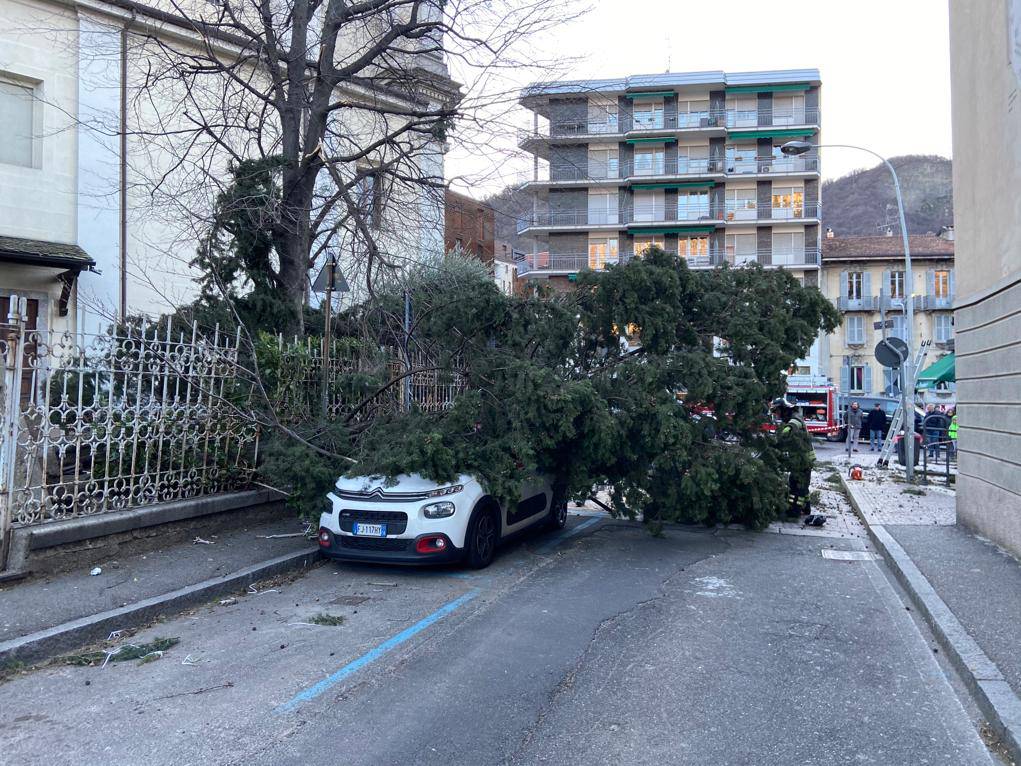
[422,501,456,519]
[426,484,463,498]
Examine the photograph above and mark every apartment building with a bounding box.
[949,0,1021,556]
[515,69,822,289]
[821,234,955,402]
[444,190,496,265]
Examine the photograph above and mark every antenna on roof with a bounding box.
[665,35,671,73]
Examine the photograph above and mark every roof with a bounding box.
[821,235,954,262]
[0,235,96,270]
[521,69,821,100]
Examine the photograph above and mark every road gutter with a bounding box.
[840,474,1021,764]
[0,547,320,666]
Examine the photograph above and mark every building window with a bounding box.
[587,99,618,133]
[847,364,870,392]
[0,79,35,168]
[772,94,806,125]
[847,271,864,300]
[771,186,804,218]
[846,315,865,346]
[587,190,618,225]
[588,237,619,270]
[677,99,710,128]
[725,95,757,127]
[632,189,664,222]
[934,269,951,298]
[772,231,805,265]
[889,270,905,299]
[632,99,664,129]
[633,146,665,176]
[725,187,756,220]
[725,233,757,265]
[677,190,709,221]
[889,314,907,341]
[679,236,710,264]
[725,143,758,173]
[934,313,953,343]
[588,146,619,179]
[355,170,383,228]
[678,144,710,173]
[633,236,664,256]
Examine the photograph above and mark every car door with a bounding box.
[502,475,550,537]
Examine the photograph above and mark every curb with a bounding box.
[840,474,1021,764]
[0,547,321,667]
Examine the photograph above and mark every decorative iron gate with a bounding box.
[0,298,259,544]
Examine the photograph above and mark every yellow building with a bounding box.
[821,234,955,401]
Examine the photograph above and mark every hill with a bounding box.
[821,155,953,236]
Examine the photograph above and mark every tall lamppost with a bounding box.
[781,140,916,480]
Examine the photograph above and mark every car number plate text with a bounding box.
[353,522,386,537]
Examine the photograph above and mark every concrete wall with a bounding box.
[949,0,1021,556]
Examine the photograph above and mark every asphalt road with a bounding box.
[0,514,998,765]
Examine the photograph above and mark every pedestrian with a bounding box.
[947,408,958,460]
[771,397,814,518]
[846,401,863,453]
[922,406,950,461]
[866,403,887,452]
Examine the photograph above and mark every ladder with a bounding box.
[877,340,931,467]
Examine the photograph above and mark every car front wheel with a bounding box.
[547,490,568,530]
[465,505,498,569]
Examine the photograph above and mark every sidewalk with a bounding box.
[841,469,1021,763]
[0,515,317,664]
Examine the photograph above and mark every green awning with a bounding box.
[626,137,677,144]
[916,354,955,390]
[625,91,674,99]
[631,181,716,190]
[627,225,717,234]
[727,128,816,139]
[724,84,811,94]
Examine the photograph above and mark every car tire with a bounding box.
[546,488,568,530]
[465,503,499,569]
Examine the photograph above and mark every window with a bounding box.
[633,146,665,176]
[846,315,865,345]
[678,144,710,173]
[588,237,619,270]
[632,99,664,129]
[725,95,757,127]
[772,94,806,125]
[725,233,757,266]
[355,170,383,227]
[889,314,907,341]
[633,236,664,256]
[847,271,864,300]
[588,99,618,133]
[677,99,711,128]
[587,190,617,225]
[677,190,709,221]
[889,270,905,299]
[725,143,758,173]
[632,189,664,222]
[772,231,805,265]
[771,186,804,219]
[850,364,867,392]
[588,146,619,179]
[0,80,35,167]
[679,236,710,264]
[934,313,953,343]
[725,187,756,220]
[934,270,951,298]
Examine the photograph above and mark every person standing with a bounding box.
[866,403,887,451]
[772,397,814,518]
[922,406,950,461]
[947,408,959,460]
[846,401,863,453]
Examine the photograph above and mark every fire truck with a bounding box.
[780,374,841,439]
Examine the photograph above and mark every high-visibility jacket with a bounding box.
[948,415,958,440]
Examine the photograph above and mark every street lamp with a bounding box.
[781,140,917,480]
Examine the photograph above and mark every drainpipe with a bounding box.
[119,25,128,322]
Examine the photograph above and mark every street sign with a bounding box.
[312,257,350,294]
[873,319,896,330]
[875,337,909,368]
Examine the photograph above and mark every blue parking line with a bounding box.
[275,588,480,714]
[535,515,603,554]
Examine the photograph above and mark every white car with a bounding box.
[318,473,567,568]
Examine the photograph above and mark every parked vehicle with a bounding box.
[318,473,566,568]
[784,375,841,439]
[835,393,924,441]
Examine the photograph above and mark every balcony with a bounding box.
[837,295,879,311]
[724,108,821,129]
[725,155,820,177]
[879,291,911,312]
[515,247,820,276]
[625,204,722,226]
[726,248,820,267]
[622,157,725,181]
[722,203,821,223]
[921,293,954,311]
[516,210,622,234]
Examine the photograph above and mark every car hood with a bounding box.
[334,473,476,494]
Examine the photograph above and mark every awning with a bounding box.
[724,84,811,94]
[627,225,716,235]
[726,128,816,140]
[625,91,675,99]
[916,354,955,389]
[631,182,716,190]
[625,137,677,144]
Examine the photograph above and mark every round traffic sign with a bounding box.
[875,337,908,368]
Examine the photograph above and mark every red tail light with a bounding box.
[318,528,332,547]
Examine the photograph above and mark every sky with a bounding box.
[445,0,953,196]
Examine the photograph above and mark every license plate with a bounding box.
[352,522,386,537]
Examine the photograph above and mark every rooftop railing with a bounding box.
[514,247,822,275]
[726,155,820,175]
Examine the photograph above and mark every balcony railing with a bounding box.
[622,157,725,178]
[516,210,622,232]
[724,108,821,129]
[722,202,821,221]
[625,204,720,224]
[514,247,821,275]
[545,162,622,182]
[726,156,820,175]
[837,295,879,311]
[726,248,821,267]
[921,293,954,311]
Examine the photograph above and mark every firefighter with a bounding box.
[771,396,814,518]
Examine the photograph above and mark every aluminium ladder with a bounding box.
[876,340,931,468]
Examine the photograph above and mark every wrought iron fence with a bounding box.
[0,306,259,529]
